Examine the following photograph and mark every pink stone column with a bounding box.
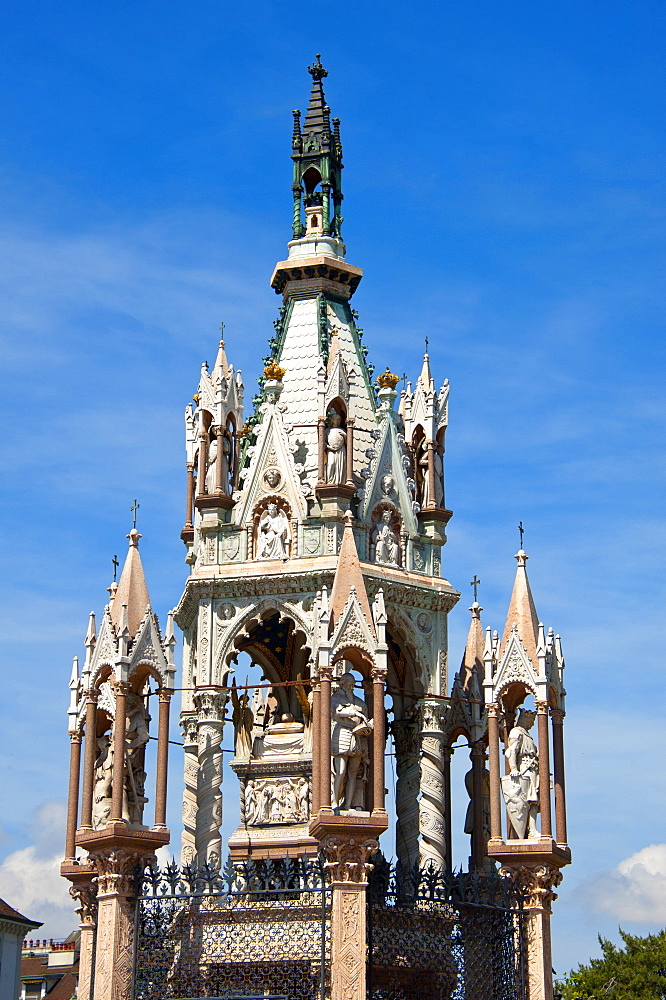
[80,692,99,830]
[154,691,171,829]
[536,701,552,839]
[110,682,129,823]
[371,666,387,817]
[551,708,568,846]
[487,703,502,842]
[65,732,82,859]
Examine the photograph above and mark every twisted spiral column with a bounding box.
[180,715,198,865]
[194,692,226,867]
[417,699,448,869]
[391,718,420,869]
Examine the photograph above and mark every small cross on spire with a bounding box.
[219,321,225,340]
[518,521,525,549]
[112,554,119,581]
[470,575,481,601]
[130,499,140,529]
[401,372,408,391]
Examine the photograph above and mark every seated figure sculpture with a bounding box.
[331,672,372,811]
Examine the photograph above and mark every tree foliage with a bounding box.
[557,929,666,999]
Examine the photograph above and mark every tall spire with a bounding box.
[460,597,485,694]
[500,548,540,665]
[289,54,344,240]
[329,512,375,636]
[111,528,151,638]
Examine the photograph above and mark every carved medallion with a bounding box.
[263,467,282,490]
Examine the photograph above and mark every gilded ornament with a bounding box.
[376,367,400,389]
[263,361,286,380]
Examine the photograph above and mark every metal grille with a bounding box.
[367,860,527,1000]
[133,858,330,1000]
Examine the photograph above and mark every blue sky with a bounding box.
[0,0,664,978]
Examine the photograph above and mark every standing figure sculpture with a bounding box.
[205,436,218,494]
[501,708,540,839]
[331,672,372,811]
[257,503,291,560]
[325,413,347,484]
[418,443,444,508]
[373,510,399,567]
[92,735,114,830]
[231,685,254,759]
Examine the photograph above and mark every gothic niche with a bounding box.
[206,420,235,496]
[412,425,444,510]
[324,400,347,485]
[371,504,401,568]
[253,497,292,560]
[226,610,314,857]
[92,681,151,830]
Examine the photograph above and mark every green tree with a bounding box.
[556,929,666,999]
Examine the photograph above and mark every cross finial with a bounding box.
[518,521,525,549]
[130,499,140,529]
[401,372,408,391]
[425,336,429,354]
[470,575,481,601]
[112,554,119,581]
[219,321,225,338]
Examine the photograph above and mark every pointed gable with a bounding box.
[111,529,151,639]
[499,549,540,666]
[330,514,375,636]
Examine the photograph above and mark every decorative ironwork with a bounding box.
[134,858,329,1000]
[132,857,526,1000]
[367,860,527,1000]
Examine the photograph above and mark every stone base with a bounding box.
[195,493,234,512]
[228,822,318,860]
[310,808,389,844]
[76,823,170,854]
[486,837,571,868]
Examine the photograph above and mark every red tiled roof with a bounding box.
[0,897,41,927]
[20,955,80,1000]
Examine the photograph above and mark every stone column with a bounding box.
[317,416,326,485]
[197,428,208,497]
[69,882,97,1000]
[110,682,129,823]
[535,701,552,839]
[551,709,567,846]
[426,440,437,509]
[311,679,321,814]
[65,732,82,860]
[214,425,225,494]
[371,665,387,818]
[319,666,333,813]
[185,462,195,527]
[345,418,355,488]
[80,691,99,830]
[180,716,199,865]
[154,691,171,829]
[442,744,453,871]
[417,699,447,869]
[470,741,486,869]
[500,863,563,1000]
[91,849,153,1000]
[323,835,379,1000]
[487,703,503,842]
[391,718,420,869]
[194,691,226,866]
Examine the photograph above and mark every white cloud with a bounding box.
[586,844,666,924]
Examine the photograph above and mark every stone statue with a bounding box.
[231,685,254,759]
[257,503,290,560]
[419,443,444,508]
[501,708,540,839]
[205,437,218,494]
[92,735,114,830]
[464,764,491,849]
[373,510,399,567]
[297,777,310,821]
[325,413,347,484]
[331,672,372,811]
[205,433,232,494]
[125,692,149,751]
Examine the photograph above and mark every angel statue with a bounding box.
[231,683,254,760]
[257,503,291,560]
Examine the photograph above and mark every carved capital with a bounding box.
[69,882,97,926]
[550,708,565,725]
[535,700,549,714]
[319,664,334,682]
[158,689,172,705]
[498,863,563,912]
[418,698,448,733]
[487,702,500,719]
[391,719,419,759]
[111,680,131,697]
[470,739,486,762]
[91,848,153,897]
[371,665,387,682]
[322,835,379,883]
[70,730,83,746]
[193,691,226,722]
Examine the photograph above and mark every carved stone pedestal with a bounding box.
[321,833,380,1000]
[61,862,97,1000]
[487,840,570,1000]
[75,826,170,1000]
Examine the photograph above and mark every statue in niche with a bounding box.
[92,735,114,830]
[464,763,491,851]
[331,672,372,811]
[298,777,310,820]
[257,503,291,560]
[206,431,232,494]
[231,685,254,759]
[325,412,347,484]
[124,693,150,826]
[373,510,400,567]
[418,442,444,508]
[501,708,540,839]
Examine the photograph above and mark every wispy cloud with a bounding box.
[585,844,666,923]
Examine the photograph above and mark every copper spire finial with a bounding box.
[308,54,328,80]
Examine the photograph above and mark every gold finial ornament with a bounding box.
[377,368,400,389]
[264,361,286,380]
